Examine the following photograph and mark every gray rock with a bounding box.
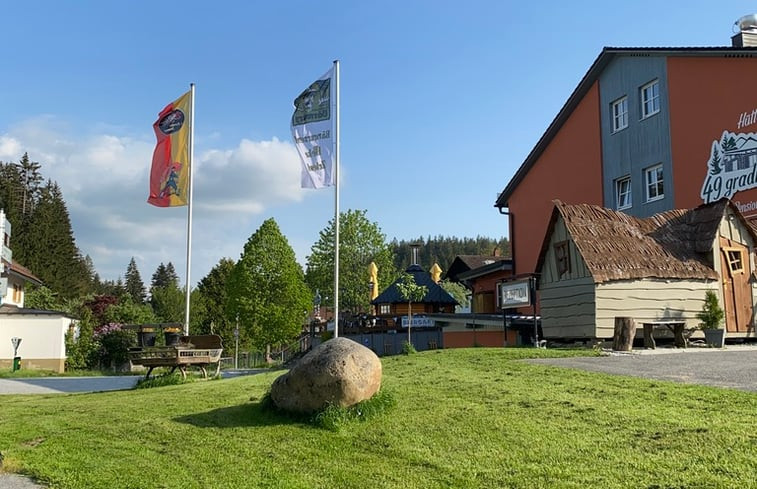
[270,337,382,413]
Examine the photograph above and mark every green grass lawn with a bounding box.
[1,347,755,488]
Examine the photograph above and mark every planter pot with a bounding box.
[164,332,181,346]
[137,331,156,347]
[703,328,725,348]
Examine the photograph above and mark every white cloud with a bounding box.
[1,117,309,286]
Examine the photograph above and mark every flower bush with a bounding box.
[95,323,135,371]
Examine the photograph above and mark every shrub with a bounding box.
[95,324,135,370]
[401,341,417,355]
[696,290,724,330]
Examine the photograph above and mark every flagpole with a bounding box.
[333,59,340,338]
[183,83,195,336]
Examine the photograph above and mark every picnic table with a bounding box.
[128,334,223,380]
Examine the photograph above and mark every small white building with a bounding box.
[1,209,75,373]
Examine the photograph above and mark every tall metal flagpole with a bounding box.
[333,60,340,338]
[183,83,195,336]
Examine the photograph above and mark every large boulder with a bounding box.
[270,337,382,414]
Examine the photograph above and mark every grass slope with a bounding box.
[1,348,755,488]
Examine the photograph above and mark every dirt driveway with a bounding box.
[528,346,757,392]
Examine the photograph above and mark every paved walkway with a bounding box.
[528,344,757,392]
[0,375,142,395]
[0,369,267,396]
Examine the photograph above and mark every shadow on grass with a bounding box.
[175,389,397,431]
[173,399,301,428]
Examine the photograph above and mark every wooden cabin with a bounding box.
[535,199,756,342]
[371,264,458,327]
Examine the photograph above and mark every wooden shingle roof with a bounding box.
[536,199,754,284]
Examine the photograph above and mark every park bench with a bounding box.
[640,321,695,349]
[128,334,223,380]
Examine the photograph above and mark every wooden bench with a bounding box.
[128,334,224,380]
[640,321,695,349]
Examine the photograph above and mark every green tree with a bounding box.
[439,279,469,310]
[125,257,146,304]
[226,219,310,352]
[196,257,236,344]
[150,283,184,323]
[19,181,91,298]
[391,235,509,273]
[305,209,397,316]
[103,298,157,325]
[395,273,428,347]
[151,261,179,289]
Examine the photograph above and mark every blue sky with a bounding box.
[0,1,751,287]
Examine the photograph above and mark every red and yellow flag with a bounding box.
[148,91,191,207]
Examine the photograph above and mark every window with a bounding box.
[554,241,570,276]
[379,304,390,315]
[12,284,22,303]
[640,80,660,118]
[611,97,628,132]
[615,176,632,210]
[644,164,664,202]
[724,249,744,274]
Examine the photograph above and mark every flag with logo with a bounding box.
[148,90,191,207]
[291,67,335,189]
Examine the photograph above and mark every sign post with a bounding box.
[498,277,539,347]
[11,337,21,372]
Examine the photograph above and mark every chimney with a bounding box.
[732,14,757,47]
[492,246,500,257]
[409,243,421,266]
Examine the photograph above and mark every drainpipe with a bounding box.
[497,206,515,274]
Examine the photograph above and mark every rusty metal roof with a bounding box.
[536,199,755,283]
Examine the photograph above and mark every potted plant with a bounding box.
[137,326,156,347]
[696,290,725,347]
[164,326,182,346]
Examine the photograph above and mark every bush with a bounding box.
[696,290,724,330]
[94,324,135,370]
[401,341,417,355]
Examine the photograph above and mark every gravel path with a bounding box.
[528,345,757,391]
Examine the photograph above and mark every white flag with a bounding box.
[291,67,335,189]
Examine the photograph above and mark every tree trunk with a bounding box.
[612,317,635,351]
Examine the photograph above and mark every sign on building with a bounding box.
[498,278,532,308]
[401,316,436,328]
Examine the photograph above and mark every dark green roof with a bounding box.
[371,265,458,305]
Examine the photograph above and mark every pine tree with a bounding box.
[151,263,168,289]
[125,257,146,304]
[151,262,180,289]
[165,262,179,287]
[20,181,90,298]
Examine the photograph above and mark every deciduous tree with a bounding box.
[305,209,396,316]
[226,219,310,351]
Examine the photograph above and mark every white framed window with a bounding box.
[644,164,664,202]
[611,97,628,132]
[615,176,632,210]
[640,80,660,118]
[379,304,390,315]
